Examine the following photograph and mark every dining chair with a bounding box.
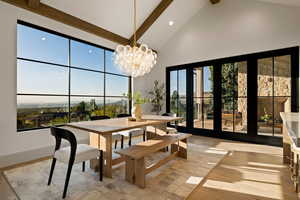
[47,127,103,199]
[116,113,146,146]
[90,115,124,149]
[162,113,178,134]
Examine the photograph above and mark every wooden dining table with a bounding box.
[66,115,183,178]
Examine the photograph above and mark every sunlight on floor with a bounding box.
[240,166,280,173]
[203,179,282,200]
[186,176,204,185]
[247,162,286,169]
[205,148,228,155]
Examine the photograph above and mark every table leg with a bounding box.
[99,134,113,178]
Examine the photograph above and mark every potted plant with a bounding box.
[148,80,166,115]
[124,92,148,121]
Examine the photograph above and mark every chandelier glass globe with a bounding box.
[114,44,157,77]
[114,0,157,78]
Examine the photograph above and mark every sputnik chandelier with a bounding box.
[114,0,157,78]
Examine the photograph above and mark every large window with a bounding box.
[17,21,131,131]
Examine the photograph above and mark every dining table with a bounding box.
[66,114,183,178]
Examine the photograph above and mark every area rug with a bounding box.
[4,136,227,200]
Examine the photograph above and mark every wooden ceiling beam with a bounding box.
[27,0,39,8]
[129,0,173,44]
[1,0,130,45]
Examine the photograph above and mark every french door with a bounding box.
[166,47,299,146]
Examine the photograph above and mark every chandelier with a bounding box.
[114,0,157,78]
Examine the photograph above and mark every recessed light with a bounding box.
[168,21,174,26]
[41,37,46,41]
[88,50,93,54]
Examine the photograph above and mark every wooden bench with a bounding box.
[115,133,192,188]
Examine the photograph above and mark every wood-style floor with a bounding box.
[187,136,300,200]
[0,172,19,200]
[0,135,297,200]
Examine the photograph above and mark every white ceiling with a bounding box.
[258,0,300,7]
[40,0,300,50]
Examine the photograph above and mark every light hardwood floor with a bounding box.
[0,135,296,200]
[187,136,299,200]
[0,172,19,200]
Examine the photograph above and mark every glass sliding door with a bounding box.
[257,55,291,137]
[193,66,214,130]
[221,61,247,133]
[166,47,298,146]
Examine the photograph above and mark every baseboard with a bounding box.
[0,138,89,170]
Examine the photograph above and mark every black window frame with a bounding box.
[17,20,132,132]
[166,46,299,146]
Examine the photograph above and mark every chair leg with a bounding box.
[82,161,85,172]
[129,133,132,146]
[115,140,118,149]
[121,135,124,149]
[47,158,56,186]
[143,132,146,142]
[99,150,103,181]
[62,160,74,199]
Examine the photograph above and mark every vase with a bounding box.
[132,104,142,121]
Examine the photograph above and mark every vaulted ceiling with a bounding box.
[4,0,300,50]
[40,0,300,50]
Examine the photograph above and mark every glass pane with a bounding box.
[273,96,290,137]
[17,95,68,130]
[170,70,178,98]
[203,98,213,130]
[235,98,247,133]
[222,63,235,98]
[71,69,104,95]
[170,95,178,115]
[222,98,234,132]
[105,98,129,118]
[178,98,186,126]
[105,50,124,75]
[178,70,186,97]
[193,98,203,128]
[17,60,68,95]
[237,61,247,97]
[274,55,291,96]
[17,24,69,65]
[105,74,129,96]
[257,97,273,136]
[70,40,104,71]
[258,58,273,96]
[70,97,104,122]
[194,66,213,98]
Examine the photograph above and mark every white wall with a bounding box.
[0,2,118,168]
[135,0,300,113]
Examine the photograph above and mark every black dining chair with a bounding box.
[116,113,146,146]
[90,115,124,149]
[47,127,103,199]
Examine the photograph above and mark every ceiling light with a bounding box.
[88,50,93,54]
[114,0,157,78]
[168,21,174,26]
[41,37,46,41]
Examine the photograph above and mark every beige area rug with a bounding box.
[4,136,227,200]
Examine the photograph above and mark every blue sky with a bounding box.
[17,24,128,104]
